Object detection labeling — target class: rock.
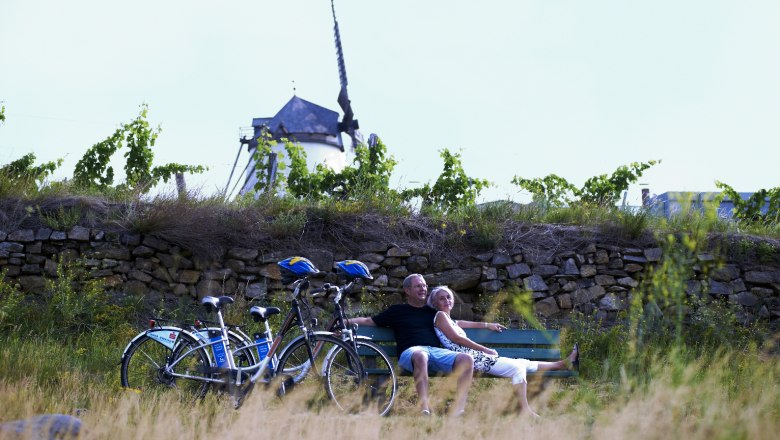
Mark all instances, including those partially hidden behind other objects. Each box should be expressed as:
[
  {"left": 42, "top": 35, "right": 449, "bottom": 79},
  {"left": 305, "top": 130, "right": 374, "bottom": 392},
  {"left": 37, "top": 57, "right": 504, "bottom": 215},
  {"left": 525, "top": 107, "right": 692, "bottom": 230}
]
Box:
[
  {"left": 425, "top": 268, "right": 482, "bottom": 291},
  {"left": 594, "top": 250, "right": 610, "bottom": 264},
  {"left": 580, "top": 264, "right": 598, "bottom": 278},
  {"left": 644, "top": 247, "right": 663, "bottom": 262},
  {"left": 18, "top": 275, "right": 45, "bottom": 292},
  {"left": 224, "top": 259, "right": 245, "bottom": 273},
  {"left": 131, "top": 245, "right": 156, "bottom": 257},
  {"left": 178, "top": 270, "right": 201, "bottom": 284},
  {"left": 129, "top": 269, "right": 153, "bottom": 283},
  {"left": 506, "top": 263, "right": 531, "bottom": 279},
  {"left": 0, "top": 414, "right": 82, "bottom": 439},
  {"left": 617, "top": 277, "right": 639, "bottom": 288},
  {"left": 744, "top": 271, "right": 780, "bottom": 285},
  {"left": 35, "top": 228, "right": 53, "bottom": 240},
  {"left": 406, "top": 255, "right": 429, "bottom": 272},
  {"left": 623, "top": 255, "right": 648, "bottom": 264},
  {"left": 599, "top": 293, "right": 626, "bottom": 311},
  {"left": 196, "top": 279, "right": 224, "bottom": 299},
  {"left": 563, "top": 258, "right": 580, "bottom": 276},
  {"left": 532, "top": 265, "right": 559, "bottom": 276},
  {"left": 226, "top": 247, "right": 259, "bottom": 261},
  {"left": 387, "top": 246, "right": 411, "bottom": 257},
  {"left": 203, "top": 268, "right": 233, "bottom": 280},
  {"left": 358, "top": 252, "right": 385, "bottom": 264},
  {"left": 491, "top": 252, "right": 513, "bottom": 267},
  {"left": 556, "top": 293, "right": 573, "bottom": 309},
  {"left": 67, "top": 226, "right": 90, "bottom": 241},
  {"left": 534, "top": 297, "right": 560, "bottom": 317},
  {"left": 608, "top": 258, "right": 624, "bottom": 269},
  {"left": 477, "top": 280, "right": 503, "bottom": 292},
  {"left": 245, "top": 281, "right": 268, "bottom": 299},
  {"left": 523, "top": 274, "right": 549, "bottom": 292},
  {"left": 360, "top": 241, "right": 388, "bottom": 253},
  {"left": 93, "top": 246, "right": 131, "bottom": 260},
  {"left": 595, "top": 275, "right": 616, "bottom": 286},
  {"left": 50, "top": 231, "right": 67, "bottom": 241},
  {"left": 736, "top": 292, "right": 759, "bottom": 307},
  {"left": 8, "top": 229, "right": 35, "bottom": 242},
  {"left": 142, "top": 235, "right": 170, "bottom": 251},
  {"left": 388, "top": 266, "right": 409, "bottom": 278},
  {"left": 482, "top": 266, "right": 498, "bottom": 281},
  {"left": 708, "top": 279, "right": 732, "bottom": 296},
  {"left": 711, "top": 265, "right": 741, "bottom": 282},
  {"left": 374, "top": 274, "right": 389, "bottom": 287},
  {"left": 125, "top": 280, "right": 150, "bottom": 296},
  {"left": 624, "top": 264, "right": 644, "bottom": 273}
]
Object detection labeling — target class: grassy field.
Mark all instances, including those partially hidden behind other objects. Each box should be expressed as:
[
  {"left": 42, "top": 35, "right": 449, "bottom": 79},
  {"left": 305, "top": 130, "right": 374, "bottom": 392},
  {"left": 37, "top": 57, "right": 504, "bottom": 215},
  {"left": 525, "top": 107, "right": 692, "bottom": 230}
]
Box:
[{"left": 1, "top": 322, "right": 778, "bottom": 439}]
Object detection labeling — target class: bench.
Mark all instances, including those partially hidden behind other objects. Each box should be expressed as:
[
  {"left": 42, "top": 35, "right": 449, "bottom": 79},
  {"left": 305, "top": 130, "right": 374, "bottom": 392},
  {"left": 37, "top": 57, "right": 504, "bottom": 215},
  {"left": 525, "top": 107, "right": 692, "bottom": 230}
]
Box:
[{"left": 356, "top": 326, "right": 578, "bottom": 378}]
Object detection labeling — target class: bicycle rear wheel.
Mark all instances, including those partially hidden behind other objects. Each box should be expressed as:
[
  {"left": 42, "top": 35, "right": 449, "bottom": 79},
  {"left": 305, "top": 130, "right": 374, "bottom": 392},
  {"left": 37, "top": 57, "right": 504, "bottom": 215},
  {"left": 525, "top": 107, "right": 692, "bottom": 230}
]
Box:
[
  {"left": 274, "top": 334, "right": 363, "bottom": 411},
  {"left": 121, "top": 333, "right": 212, "bottom": 400},
  {"left": 325, "top": 340, "right": 397, "bottom": 416}
]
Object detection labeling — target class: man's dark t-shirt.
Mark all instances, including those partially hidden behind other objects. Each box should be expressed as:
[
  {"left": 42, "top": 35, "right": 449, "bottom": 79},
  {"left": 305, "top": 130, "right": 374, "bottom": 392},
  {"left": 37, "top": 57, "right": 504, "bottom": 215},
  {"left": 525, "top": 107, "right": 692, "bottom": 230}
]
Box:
[{"left": 372, "top": 304, "right": 441, "bottom": 355}]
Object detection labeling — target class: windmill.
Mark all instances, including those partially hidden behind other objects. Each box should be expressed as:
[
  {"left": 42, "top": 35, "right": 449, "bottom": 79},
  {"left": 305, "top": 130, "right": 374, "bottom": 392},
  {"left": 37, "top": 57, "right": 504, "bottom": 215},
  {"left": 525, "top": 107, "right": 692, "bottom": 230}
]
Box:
[{"left": 224, "top": 0, "right": 363, "bottom": 198}]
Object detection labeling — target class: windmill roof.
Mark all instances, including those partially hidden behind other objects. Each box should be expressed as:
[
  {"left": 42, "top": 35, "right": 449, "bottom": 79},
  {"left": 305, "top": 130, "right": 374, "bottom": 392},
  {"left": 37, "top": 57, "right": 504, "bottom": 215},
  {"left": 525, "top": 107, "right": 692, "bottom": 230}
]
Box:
[{"left": 255, "top": 96, "right": 340, "bottom": 137}]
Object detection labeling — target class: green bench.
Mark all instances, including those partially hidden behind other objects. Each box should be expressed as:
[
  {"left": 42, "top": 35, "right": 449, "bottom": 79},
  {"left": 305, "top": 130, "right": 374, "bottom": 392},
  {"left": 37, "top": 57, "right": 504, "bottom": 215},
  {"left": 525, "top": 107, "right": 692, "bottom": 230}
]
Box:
[{"left": 356, "top": 326, "right": 578, "bottom": 378}]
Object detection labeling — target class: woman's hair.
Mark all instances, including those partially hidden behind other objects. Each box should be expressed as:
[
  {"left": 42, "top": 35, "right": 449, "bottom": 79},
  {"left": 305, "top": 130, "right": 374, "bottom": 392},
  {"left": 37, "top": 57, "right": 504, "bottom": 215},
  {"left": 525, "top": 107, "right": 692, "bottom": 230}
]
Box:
[{"left": 427, "top": 285, "right": 454, "bottom": 309}]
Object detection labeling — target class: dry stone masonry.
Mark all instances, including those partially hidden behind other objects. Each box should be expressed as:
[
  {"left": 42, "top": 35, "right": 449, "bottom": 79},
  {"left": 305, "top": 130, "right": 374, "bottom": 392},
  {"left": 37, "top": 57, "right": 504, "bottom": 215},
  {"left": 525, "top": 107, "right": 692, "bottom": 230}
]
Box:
[{"left": 1, "top": 227, "right": 779, "bottom": 329}]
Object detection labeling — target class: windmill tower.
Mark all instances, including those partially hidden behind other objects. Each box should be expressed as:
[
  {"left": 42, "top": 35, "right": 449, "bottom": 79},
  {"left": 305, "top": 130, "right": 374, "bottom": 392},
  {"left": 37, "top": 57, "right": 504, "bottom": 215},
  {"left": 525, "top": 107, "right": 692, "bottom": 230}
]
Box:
[{"left": 230, "top": 0, "right": 361, "bottom": 197}]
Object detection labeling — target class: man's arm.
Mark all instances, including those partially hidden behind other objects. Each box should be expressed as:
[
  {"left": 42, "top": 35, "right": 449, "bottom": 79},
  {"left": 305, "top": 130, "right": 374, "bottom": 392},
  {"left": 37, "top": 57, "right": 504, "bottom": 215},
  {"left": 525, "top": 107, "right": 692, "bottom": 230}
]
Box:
[{"left": 346, "top": 317, "right": 376, "bottom": 327}]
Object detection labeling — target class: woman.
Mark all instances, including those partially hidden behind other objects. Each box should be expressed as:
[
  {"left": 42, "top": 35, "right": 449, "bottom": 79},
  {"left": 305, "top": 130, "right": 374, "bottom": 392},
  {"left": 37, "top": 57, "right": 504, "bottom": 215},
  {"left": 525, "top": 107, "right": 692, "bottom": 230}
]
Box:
[{"left": 427, "top": 285, "right": 578, "bottom": 418}]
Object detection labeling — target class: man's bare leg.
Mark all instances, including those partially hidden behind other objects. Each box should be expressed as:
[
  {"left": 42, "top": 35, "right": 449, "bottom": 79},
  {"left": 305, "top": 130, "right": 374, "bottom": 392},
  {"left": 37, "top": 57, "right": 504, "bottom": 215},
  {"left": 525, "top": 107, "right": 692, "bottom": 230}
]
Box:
[{"left": 412, "top": 350, "right": 431, "bottom": 413}]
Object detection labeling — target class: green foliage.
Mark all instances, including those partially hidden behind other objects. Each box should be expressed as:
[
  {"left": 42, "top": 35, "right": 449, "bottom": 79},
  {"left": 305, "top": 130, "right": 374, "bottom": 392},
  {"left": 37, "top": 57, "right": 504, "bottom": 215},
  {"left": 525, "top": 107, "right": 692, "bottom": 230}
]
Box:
[
  {"left": 511, "top": 174, "right": 577, "bottom": 209},
  {"left": 512, "top": 160, "right": 659, "bottom": 208},
  {"left": 251, "top": 131, "right": 287, "bottom": 194},
  {"left": 0, "top": 153, "right": 63, "bottom": 197},
  {"left": 0, "top": 104, "right": 5, "bottom": 124},
  {"left": 37, "top": 205, "right": 83, "bottom": 230},
  {"left": 73, "top": 104, "right": 205, "bottom": 193},
  {"left": 716, "top": 181, "right": 780, "bottom": 225},
  {"left": 405, "top": 149, "right": 491, "bottom": 212},
  {"left": 578, "top": 160, "right": 659, "bottom": 206}
]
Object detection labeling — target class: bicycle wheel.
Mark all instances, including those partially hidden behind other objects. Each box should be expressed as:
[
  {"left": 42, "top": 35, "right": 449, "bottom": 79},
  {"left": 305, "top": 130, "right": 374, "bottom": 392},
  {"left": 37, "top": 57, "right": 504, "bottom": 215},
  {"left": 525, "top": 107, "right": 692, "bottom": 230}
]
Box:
[
  {"left": 275, "top": 334, "right": 363, "bottom": 411},
  {"left": 121, "top": 333, "right": 212, "bottom": 399},
  {"left": 327, "top": 340, "right": 397, "bottom": 416}
]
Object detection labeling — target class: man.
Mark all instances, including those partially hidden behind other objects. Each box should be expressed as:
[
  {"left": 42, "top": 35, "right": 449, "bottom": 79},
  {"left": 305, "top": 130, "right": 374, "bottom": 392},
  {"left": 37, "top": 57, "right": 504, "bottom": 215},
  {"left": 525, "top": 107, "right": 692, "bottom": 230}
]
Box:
[{"left": 348, "top": 273, "right": 474, "bottom": 415}]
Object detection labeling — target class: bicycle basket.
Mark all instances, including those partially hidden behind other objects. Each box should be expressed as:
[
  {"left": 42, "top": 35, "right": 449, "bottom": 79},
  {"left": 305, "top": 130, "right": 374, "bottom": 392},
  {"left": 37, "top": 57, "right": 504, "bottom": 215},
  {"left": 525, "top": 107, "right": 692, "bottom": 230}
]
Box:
[
  {"left": 278, "top": 256, "right": 320, "bottom": 284},
  {"left": 335, "top": 260, "right": 374, "bottom": 280}
]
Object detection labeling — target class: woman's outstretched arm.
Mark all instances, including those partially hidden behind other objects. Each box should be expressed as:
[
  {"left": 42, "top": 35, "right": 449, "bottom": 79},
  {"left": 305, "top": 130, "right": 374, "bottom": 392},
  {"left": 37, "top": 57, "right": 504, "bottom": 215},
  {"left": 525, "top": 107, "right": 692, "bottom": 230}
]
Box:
[{"left": 434, "top": 312, "right": 497, "bottom": 355}]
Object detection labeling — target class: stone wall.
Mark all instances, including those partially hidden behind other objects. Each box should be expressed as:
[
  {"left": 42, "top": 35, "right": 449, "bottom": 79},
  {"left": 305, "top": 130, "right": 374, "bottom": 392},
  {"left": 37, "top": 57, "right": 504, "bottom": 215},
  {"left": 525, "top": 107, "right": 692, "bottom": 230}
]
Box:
[{"left": 1, "top": 226, "right": 779, "bottom": 329}]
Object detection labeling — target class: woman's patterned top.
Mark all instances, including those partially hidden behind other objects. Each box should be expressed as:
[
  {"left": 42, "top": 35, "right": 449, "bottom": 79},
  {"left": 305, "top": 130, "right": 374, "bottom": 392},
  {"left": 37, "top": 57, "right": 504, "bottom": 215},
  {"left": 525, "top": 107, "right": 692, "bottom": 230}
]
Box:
[{"left": 433, "top": 311, "right": 498, "bottom": 373}]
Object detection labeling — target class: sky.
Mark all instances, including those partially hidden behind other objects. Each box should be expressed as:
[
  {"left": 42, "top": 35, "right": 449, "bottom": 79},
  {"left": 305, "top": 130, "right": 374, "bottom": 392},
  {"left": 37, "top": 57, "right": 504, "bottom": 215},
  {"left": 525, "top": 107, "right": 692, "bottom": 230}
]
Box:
[{"left": 1, "top": 0, "right": 779, "bottom": 205}]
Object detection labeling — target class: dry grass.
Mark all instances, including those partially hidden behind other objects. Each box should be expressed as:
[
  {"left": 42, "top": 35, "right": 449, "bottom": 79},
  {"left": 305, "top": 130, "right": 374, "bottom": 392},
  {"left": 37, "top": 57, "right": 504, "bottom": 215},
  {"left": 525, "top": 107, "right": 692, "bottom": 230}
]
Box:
[{"left": 1, "top": 349, "right": 778, "bottom": 440}]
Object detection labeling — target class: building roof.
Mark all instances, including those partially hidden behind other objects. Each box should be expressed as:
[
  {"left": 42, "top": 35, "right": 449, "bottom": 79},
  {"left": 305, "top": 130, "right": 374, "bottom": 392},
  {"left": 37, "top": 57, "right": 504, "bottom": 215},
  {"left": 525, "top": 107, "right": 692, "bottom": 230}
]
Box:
[{"left": 256, "top": 96, "right": 340, "bottom": 137}]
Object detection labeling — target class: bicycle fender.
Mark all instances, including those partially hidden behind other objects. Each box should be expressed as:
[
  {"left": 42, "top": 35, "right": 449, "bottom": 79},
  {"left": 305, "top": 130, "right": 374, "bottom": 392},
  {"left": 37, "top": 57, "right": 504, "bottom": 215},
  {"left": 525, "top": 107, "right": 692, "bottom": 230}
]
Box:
[{"left": 120, "top": 326, "right": 200, "bottom": 361}]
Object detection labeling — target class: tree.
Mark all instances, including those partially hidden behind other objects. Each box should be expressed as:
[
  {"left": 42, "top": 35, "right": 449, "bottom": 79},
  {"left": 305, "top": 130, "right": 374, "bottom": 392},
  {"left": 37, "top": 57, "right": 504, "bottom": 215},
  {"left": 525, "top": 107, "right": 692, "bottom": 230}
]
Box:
[
  {"left": 404, "top": 149, "right": 491, "bottom": 212},
  {"left": 716, "top": 181, "right": 780, "bottom": 225},
  {"left": 73, "top": 104, "right": 205, "bottom": 193},
  {"left": 512, "top": 160, "right": 660, "bottom": 207}
]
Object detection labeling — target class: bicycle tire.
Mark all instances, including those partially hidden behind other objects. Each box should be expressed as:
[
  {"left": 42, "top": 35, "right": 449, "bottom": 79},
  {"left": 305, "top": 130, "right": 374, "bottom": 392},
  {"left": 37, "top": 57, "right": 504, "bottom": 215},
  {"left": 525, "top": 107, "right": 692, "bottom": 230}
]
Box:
[
  {"left": 326, "top": 339, "right": 397, "bottom": 416},
  {"left": 121, "top": 332, "right": 212, "bottom": 400},
  {"left": 274, "top": 334, "right": 363, "bottom": 411}
]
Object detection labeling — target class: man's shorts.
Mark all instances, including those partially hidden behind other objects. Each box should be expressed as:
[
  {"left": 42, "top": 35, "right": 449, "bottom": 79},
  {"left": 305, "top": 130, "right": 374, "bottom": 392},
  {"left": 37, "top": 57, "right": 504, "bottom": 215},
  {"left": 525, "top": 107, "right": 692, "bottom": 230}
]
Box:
[{"left": 398, "top": 346, "right": 459, "bottom": 373}]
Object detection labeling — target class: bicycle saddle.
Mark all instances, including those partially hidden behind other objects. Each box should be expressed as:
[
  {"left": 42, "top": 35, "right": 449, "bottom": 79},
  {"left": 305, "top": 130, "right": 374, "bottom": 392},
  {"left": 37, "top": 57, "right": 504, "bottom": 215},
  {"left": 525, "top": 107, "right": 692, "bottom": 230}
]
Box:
[
  {"left": 201, "top": 296, "right": 234, "bottom": 313},
  {"left": 249, "top": 306, "right": 281, "bottom": 322}
]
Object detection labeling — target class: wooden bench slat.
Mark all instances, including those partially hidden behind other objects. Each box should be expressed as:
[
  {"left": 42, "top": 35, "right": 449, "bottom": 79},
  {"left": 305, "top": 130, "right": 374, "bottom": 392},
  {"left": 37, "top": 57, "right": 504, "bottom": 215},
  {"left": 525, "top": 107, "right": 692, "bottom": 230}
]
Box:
[{"left": 355, "top": 325, "right": 577, "bottom": 378}]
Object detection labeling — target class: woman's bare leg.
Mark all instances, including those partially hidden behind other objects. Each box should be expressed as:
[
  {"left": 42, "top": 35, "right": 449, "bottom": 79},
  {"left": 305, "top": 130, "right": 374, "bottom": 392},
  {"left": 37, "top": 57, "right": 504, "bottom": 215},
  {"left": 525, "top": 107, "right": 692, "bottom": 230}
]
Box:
[
  {"left": 536, "top": 344, "right": 578, "bottom": 371},
  {"left": 515, "top": 382, "right": 539, "bottom": 418}
]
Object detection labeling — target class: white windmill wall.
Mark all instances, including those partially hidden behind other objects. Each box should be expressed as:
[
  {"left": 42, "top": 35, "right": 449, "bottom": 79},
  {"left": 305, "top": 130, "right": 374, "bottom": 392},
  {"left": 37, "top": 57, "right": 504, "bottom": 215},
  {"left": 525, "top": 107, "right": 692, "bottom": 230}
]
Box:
[{"left": 240, "top": 139, "right": 348, "bottom": 195}]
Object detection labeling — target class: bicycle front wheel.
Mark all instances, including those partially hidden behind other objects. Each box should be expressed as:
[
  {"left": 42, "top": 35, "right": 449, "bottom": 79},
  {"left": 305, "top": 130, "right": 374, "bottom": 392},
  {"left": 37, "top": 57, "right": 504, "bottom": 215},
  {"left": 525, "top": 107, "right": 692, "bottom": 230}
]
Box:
[
  {"left": 275, "top": 334, "right": 363, "bottom": 411},
  {"left": 326, "top": 340, "right": 397, "bottom": 416},
  {"left": 121, "top": 333, "right": 212, "bottom": 400}
]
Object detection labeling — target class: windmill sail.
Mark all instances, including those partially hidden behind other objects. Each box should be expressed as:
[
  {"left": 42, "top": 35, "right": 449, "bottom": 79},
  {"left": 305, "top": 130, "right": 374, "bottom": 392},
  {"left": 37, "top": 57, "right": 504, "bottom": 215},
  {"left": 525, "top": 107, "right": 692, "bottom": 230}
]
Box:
[{"left": 331, "top": 0, "right": 358, "bottom": 141}]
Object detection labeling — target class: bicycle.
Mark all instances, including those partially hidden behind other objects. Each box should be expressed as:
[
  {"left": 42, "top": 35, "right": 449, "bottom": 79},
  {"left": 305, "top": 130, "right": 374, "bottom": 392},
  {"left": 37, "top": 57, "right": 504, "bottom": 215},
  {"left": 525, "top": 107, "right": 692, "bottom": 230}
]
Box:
[
  {"left": 120, "top": 257, "right": 365, "bottom": 411},
  {"left": 310, "top": 259, "right": 397, "bottom": 416},
  {"left": 119, "top": 308, "right": 256, "bottom": 399}
]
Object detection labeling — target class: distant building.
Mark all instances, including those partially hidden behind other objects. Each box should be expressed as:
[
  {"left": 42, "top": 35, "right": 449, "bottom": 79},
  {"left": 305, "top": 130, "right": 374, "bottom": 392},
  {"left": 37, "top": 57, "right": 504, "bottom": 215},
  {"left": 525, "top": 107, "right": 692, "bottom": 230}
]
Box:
[
  {"left": 238, "top": 96, "right": 357, "bottom": 195},
  {"left": 232, "top": 1, "right": 362, "bottom": 197},
  {"left": 647, "top": 191, "right": 771, "bottom": 219}
]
